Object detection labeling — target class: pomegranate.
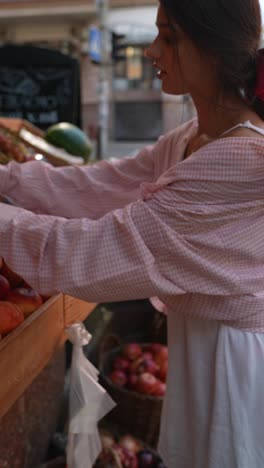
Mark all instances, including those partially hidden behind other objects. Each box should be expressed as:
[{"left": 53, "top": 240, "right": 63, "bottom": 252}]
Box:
[
  {"left": 122, "top": 343, "right": 143, "bottom": 361},
  {"left": 136, "top": 372, "right": 158, "bottom": 395},
  {"left": 108, "top": 370, "right": 127, "bottom": 387},
  {"left": 113, "top": 355, "right": 130, "bottom": 372}
]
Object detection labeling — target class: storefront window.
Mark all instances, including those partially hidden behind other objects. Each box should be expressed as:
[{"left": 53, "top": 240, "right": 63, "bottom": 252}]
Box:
[{"left": 113, "top": 44, "right": 160, "bottom": 91}]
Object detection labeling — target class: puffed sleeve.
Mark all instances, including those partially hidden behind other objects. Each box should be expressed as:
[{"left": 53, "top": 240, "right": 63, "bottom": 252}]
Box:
[
  {"left": 0, "top": 119, "right": 197, "bottom": 219},
  {"left": 0, "top": 145, "right": 157, "bottom": 219},
  {"left": 0, "top": 163, "right": 261, "bottom": 307}
]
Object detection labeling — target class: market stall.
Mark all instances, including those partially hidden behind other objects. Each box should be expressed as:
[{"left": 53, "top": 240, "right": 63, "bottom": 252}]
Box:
[
  {"left": 0, "top": 294, "right": 96, "bottom": 420},
  {"left": 0, "top": 118, "right": 97, "bottom": 466},
  {"left": 0, "top": 118, "right": 168, "bottom": 468},
  {"left": 0, "top": 296, "right": 97, "bottom": 465}
]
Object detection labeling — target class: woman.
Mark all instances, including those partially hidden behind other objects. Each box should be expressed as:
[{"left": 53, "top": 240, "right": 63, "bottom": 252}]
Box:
[{"left": 1, "top": 0, "right": 264, "bottom": 466}]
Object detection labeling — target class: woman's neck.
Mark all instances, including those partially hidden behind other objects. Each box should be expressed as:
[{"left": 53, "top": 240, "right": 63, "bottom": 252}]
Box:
[
  {"left": 183, "top": 91, "right": 264, "bottom": 159},
  {"left": 191, "top": 91, "right": 259, "bottom": 138}
]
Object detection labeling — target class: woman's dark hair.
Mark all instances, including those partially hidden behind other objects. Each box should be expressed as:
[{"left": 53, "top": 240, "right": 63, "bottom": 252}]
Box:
[{"left": 160, "top": 0, "right": 264, "bottom": 117}]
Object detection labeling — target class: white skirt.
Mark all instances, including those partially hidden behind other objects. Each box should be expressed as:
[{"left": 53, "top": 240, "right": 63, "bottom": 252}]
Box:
[{"left": 158, "top": 311, "right": 264, "bottom": 468}]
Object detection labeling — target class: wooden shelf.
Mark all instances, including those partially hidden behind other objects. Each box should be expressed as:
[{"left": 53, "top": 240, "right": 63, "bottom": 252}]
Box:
[
  {"left": 0, "top": 117, "right": 84, "bottom": 166},
  {"left": 0, "top": 117, "right": 97, "bottom": 419},
  {"left": 0, "top": 294, "right": 97, "bottom": 419}
]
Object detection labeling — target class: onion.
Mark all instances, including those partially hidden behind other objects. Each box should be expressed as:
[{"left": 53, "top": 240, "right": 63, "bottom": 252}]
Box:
[
  {"left": 100, "top": 430, "right": 116, "bottom": 449},
  {"left": 119, "top": 435, "right": 143, "bottom": 453}
]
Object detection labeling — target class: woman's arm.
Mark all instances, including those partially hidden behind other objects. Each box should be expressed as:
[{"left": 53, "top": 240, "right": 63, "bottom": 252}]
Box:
[
  {"left": 0, "top": 143, "right": 157, "bottom": 219},
  {"left": 0, "top": 171, "right": 256, "bottom": 307},
  {"left": 0, "top": 198, "right": 184, "bottom": 302},
  {"left": 0, "top": 119, "right": 197, "bottom": 219}
]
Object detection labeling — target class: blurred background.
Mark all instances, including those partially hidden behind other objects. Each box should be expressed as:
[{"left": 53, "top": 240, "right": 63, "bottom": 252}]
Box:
[
  {"left": 0, "top": 0, "right": 263, "bottom": 157},
  {"left": 0, "top": 0, "right": 196, "bottom": 157}
]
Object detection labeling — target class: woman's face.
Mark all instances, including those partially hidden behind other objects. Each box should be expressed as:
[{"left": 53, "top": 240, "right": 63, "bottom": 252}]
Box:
[{"left": 145, "top": 4, "right": 216, "bottom": 97}]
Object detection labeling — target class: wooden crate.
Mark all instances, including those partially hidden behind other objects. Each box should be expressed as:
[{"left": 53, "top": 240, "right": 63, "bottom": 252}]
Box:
[
  {"left": 0, "top": 117, "right": 84, "bottom": 166},
  {"left": 0, "top": 117, "right": 96, "bottom": 418},
  {"left": 0, "top": 294, "right": 96, "bottom": 419},
  {"left": 0, "top": 117, "right": 43, "bottom": 137}
]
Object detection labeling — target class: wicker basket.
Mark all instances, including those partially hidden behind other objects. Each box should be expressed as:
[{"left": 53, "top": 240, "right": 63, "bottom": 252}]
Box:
[
  {"left": 39, "top": 456, "right": 66, "bottom": 468},
  {"left": 99, "top": 343, "right": 164, "bottom": 449}
]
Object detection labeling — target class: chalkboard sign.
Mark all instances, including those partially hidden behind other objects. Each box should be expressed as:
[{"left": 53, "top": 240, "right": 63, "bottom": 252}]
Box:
[{"left": 0, "top": 45, "right": 81, "bottom": 130}]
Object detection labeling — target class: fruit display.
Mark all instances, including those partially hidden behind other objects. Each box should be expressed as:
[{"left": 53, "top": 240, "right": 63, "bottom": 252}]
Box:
[
  {"left": 0, "top": 123, "right": 30, "bottom": 164},
  {"left": 95, "top": 430, "right": 167, "bottom": 468},
  {"left": 45, "top": 122, "right": 92, "bottom": 162},
  {"left": 0, "top": 301, "right": 24, "bottom": 336},
  {"left": 107, "top": 343, "right": 168, "bottom": 397},
  {"left": 0, "top": 257, "right": 45, "bottom": 337}
]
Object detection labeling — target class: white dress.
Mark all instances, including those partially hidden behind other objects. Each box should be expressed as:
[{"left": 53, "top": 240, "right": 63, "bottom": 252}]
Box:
[
  {"left": 1, "top": 119, "right": 264, "bottom": 467},
  {"left": 158, "top": 121, "right": 264, "bottom": 468},
  {"left": 158, "top": 312, "right": 264, "bottom": 468}
]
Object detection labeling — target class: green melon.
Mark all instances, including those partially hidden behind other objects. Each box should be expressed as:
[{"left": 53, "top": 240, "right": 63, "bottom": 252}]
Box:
[{"left": 45, "top": 122, "right": 92, "bottom": 162}]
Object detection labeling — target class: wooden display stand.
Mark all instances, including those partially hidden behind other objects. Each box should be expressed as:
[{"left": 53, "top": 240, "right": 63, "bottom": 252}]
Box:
[
  {"left": 0, "top": 117, "right": 97, "bottom": 418},
  {"left": 0, "top": 117, "right": 84, "bottom": 166},
  {"left": 0, "top": 117, "right": 98, "bottom": 465},
  {"left": 0, "top": 295, "right": 97, "bottom": 467},
  {"left": 0, "top": 295, "right": 97, "bottom": 420}
]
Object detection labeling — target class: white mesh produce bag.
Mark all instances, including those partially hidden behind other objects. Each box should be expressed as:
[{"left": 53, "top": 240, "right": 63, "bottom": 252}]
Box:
[{"left": 66, "top": 323, "right": 116, "bottom": 468}]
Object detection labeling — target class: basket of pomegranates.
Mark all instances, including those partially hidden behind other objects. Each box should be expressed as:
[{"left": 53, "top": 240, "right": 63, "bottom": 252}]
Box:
[
  {"left": 100, "top": 342, "right": 168, "bottom": 448},
  {"left": 94, "top": 429, "right": 167, "bottom": 468}
]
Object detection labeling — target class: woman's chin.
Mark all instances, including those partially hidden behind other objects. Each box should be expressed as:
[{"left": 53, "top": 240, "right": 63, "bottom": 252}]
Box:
[{"left": 161, "top": 80, "right": 182, "bottom": 95}]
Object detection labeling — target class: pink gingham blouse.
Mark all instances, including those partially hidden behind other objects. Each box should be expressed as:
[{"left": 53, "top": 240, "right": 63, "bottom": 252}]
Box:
[{"left": 1, "top": 119, "right": 264, "bottom": 332}]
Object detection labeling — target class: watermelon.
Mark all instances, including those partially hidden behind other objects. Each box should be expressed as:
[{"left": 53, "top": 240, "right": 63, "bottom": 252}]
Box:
[{"left": 45, "top": 122, "right": 92, "bottom": 162}]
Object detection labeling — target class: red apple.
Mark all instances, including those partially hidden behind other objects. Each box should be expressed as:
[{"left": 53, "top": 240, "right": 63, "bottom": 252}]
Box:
[
  {"left": 112, "top": 355, "right": 130, "bottom": 372},
  {"left": 108, "top": 370, "right": 127, "bottom": 387},
  {"left": 154, "top": 346, "right": 168, "bottom": 367},
  {"left": 136, "top": 372, "right": 158, "bottom": 395},
  {"left": 0, "top": 301, "right": 24, "bottom": 335},
  {"left": 147, "top": 343, "right": 163, "bottom": 354},
  {"left": 126, "top": 373, "right": 138, "bottom": 390},
  {"left": 122, "top": 343, "right": 142, "bottom": 361},
  {"left": 0, "top": 261, "right": 23, "bottom": 288},
  {"left": 6, "top": 287, "right": 43, "bottom": 318},
  {"left": 157, "top": 360, "right": 168, "bottom": 382},
  {"left": 151, "top": 380, "right": 166, "bottom": 397},
  {"left": 0, "top": 274, "right": 10, "bottom": 299},
  {"left": 142, "top": 351, "right": 153, "bottom": 361}
]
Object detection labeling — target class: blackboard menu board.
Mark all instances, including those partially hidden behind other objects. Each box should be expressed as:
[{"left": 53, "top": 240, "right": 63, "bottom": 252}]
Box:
[{"left": 0, "top": 45, "right": 81, "bottom": 130}]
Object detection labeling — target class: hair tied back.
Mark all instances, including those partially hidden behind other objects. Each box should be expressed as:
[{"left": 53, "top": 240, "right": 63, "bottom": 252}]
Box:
[{"left": 254, "top": 48, "right": 264, "bottom": 101}]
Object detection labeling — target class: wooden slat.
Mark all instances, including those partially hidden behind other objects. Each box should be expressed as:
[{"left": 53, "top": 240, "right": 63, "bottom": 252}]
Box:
[
  {"left": 0, "top": 117, "right": 84, "bottom": 167},
  {"left": 0, "top": 294, "right": 64, "bottom": 419},
  {"left": 63, "top": 295, "right": 96, "bottom": 327},
  {"left": 0, "top": 294, "right": 97, "bottom": 419},
  {"left": 0, "top": 117, "right": 43, "bottom": 136}
]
